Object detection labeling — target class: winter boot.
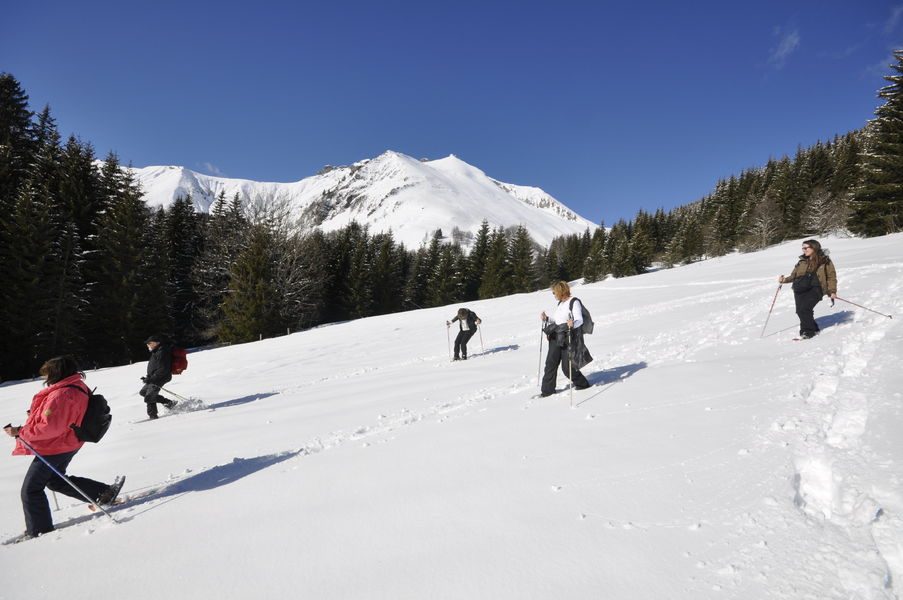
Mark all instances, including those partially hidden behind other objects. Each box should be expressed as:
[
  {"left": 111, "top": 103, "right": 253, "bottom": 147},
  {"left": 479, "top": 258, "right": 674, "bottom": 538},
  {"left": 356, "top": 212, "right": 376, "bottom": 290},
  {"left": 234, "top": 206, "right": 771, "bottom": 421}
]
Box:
[{"left": 97, "top": 475, "right": 126, "bottom": 506}]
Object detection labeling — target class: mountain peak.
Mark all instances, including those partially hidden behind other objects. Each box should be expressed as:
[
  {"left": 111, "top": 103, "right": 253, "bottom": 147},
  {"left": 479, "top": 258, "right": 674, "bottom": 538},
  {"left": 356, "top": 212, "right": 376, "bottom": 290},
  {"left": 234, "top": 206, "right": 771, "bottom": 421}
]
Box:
[{"left": 127, "top": 152, "right": 597, "bottom": 248}]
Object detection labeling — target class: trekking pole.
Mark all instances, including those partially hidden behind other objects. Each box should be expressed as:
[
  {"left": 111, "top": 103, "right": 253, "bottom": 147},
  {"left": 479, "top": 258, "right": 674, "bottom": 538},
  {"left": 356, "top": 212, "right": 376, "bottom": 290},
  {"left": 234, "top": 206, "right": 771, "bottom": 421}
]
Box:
[
  {"left": 568, "top": 324, "right": 574, "bottom": 409},
  {"left": 160, "top": 387, "right": 191, "bottom": 402},
  {"left": 15, "top": 437, "right": 119, "bottom": 523},
  {"left": 446, "top": 323, "right": 452, "bottom": 361},
  {"left": 51, "top": 491, "right": 60, "bottom": 511},
  {"left": 479, "top": 326, "right": 484, "bottom": 353},
  {"left": 760, "top": 284, "right": 783, "bottom": 338},
  {"left": 538, "top": 320, "right": 546, "bottom": 385},
  {"left": 835, "top": 296, "right": 893, "bottom": 319}
]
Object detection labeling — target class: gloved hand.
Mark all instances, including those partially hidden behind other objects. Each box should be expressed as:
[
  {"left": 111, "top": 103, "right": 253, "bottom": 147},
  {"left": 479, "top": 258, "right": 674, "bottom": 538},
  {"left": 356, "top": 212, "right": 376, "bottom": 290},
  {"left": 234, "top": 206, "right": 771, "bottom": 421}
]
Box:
[{"left": 140, "top": 376, "right": 147, "bottom": 383}]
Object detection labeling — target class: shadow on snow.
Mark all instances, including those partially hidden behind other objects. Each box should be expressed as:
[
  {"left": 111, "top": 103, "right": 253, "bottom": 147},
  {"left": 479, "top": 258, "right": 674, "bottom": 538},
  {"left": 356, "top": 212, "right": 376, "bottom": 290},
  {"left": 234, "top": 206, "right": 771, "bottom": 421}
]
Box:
[
  {"left": 576, "top": 361, "right": 648, "bottom": 407},
  {"left": 586, "top": 361, "right": 648, "bottom": 386},
  {"left": 114, "top": 450, "right": 302, "bottom": 519},
  {"left": 472, "top": 344, "right": 519, "bottom": 357},
  {"left": 816, "top": 310, "right": 855, "bottom": 329},
  {"left": 207, "top": 392, "right": 280, "bottom": 411}
]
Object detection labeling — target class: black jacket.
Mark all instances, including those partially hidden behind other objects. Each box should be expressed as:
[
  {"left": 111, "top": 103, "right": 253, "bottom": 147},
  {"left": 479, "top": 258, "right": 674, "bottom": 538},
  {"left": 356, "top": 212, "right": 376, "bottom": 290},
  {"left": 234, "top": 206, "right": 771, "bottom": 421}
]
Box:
[
  {"left": 451, "top": 310, "right": 480, "bottom": 332},
  {"left": 544, "top": 322, "right": 593, "bottom": 369},
  {"left": 146, "top": 344, "right": 173, "bottom": 385}
]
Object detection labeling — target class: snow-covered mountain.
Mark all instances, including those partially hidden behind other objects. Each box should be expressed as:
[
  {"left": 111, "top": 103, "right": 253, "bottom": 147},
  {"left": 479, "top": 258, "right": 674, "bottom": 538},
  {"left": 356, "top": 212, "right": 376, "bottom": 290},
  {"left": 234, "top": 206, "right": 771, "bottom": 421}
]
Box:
[{"left": 129, "top": 151, "right": 597, "bottom": 248}]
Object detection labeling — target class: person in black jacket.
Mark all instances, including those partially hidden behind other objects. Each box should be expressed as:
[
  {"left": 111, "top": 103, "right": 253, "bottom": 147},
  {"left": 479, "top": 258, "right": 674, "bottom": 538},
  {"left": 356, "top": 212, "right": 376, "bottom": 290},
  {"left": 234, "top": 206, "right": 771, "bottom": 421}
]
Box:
[
  {"left": 139, "top": 335, "right": 176, "bottom": 419},
  {"left": 447, "top": 308, "right": 481, "bottom": 360}
]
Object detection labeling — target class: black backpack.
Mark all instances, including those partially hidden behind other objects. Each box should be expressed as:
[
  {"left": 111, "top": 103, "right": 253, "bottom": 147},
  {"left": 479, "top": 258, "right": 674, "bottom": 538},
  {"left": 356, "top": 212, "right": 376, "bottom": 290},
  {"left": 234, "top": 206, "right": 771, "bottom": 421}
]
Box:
[
  {"left": 64, "top": 385, "right": 112, "bottom": 443},
  {"left": 569, "top": 297, "right": 595, "bottom": 334}
]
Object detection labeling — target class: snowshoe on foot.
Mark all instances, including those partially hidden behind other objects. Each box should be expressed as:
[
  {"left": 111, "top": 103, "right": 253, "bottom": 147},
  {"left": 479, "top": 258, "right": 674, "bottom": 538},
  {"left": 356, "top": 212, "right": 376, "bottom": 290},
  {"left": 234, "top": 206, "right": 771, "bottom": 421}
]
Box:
[{"left": 97, "top": 475, "right": 126, "bottom": 506}]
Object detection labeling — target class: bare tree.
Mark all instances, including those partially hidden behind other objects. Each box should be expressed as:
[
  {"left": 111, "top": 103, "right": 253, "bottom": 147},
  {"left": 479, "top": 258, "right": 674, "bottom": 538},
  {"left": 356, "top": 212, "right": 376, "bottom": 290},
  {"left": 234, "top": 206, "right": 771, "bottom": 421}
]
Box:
[
  {"left": 802, "top": 187, "right": 850, "bottom": 236},
  {"left": 742, "top": 194, "right": 782, "bottom": 251}
]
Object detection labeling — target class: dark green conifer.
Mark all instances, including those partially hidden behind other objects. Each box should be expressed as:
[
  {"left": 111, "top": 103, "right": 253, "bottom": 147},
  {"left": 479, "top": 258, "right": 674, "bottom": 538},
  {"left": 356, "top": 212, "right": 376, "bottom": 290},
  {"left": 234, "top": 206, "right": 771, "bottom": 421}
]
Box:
[
  {"left": 850, "top": 50, "right": 903, "bottom": 235},
  {"left": 219, "top": 224, "right": 283, "bottom": 343}
]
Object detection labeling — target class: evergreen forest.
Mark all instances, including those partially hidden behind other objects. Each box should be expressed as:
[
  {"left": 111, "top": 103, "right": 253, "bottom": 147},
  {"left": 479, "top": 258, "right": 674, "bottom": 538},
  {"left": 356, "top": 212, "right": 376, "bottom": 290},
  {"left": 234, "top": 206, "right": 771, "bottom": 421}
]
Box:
[{"left": 1, "top": 52, "right": 901, "bottom": 380}]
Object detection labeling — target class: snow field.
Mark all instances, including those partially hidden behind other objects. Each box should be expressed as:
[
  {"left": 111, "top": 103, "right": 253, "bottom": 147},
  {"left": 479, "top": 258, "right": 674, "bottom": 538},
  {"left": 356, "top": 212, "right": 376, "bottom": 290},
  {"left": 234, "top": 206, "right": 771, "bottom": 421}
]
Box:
[{"left": 0, "top": 234, "right": 901, "bottom": 599}]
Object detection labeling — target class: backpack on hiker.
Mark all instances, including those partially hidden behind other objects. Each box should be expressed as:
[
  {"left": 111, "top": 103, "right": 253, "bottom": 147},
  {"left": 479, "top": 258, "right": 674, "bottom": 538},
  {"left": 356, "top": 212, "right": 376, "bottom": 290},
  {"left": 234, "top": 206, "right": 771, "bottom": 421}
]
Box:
[
  {"left": 569, "top": 297, "right": 595, "bottom": 334},
  {"left": 64, "top": 385, "right": 112, "bottom": 443},
  {"left": 171, "top": 347, "right": 188, "bottom": 375}
]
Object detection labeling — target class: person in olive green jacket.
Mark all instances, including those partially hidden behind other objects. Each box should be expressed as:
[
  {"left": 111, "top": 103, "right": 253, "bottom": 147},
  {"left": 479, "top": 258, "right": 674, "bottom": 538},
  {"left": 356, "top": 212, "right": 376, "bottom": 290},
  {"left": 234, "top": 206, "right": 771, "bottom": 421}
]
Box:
[{"left": 778, "top": 239, "right": 838, "bottom": 339}]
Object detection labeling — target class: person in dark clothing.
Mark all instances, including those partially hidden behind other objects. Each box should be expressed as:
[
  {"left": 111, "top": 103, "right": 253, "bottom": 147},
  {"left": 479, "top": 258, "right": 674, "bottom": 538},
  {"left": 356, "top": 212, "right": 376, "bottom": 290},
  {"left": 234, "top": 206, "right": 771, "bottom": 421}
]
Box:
[
  {"left": 4, "top": 355, "right": 124, "bottom": 539},
  {"left": 778, "top": 239, "right": 838, "bottom": 339},
  {"left": 540, "top": 281, "right": 591, "bottom": 397},
  {"left": 140, "top": 335, "right": 177, "bottom": 419},
  {"left": 447, "top": 308, "right": 481, "bottom": 360}
]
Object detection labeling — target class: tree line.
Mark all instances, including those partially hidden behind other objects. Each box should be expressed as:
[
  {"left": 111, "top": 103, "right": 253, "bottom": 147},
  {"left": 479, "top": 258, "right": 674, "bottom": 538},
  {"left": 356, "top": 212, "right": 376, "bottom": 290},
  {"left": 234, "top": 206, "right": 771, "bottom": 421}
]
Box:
[
  {"left": 0, "top": 71, "right": 559, "bottom": 380},
  {"left": 2, "top": 51, "right": 902, "bottom": 380},
  {"left": 544, "top": 50, "right": 903, "bottom": 282}
]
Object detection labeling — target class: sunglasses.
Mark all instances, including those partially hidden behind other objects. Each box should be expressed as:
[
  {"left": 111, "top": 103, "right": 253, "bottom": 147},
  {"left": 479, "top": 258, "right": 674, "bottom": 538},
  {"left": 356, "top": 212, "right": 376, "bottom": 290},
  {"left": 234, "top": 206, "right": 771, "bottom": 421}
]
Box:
[{"left": 801, "top": 246, "right": 811, "bottom": 250}]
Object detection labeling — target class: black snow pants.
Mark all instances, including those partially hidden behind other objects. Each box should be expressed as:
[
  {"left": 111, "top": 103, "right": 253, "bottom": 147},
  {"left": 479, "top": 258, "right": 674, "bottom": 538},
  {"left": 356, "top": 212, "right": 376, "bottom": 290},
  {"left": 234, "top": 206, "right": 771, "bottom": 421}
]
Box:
[
  {"left": 21, "top": 450, "right": 108, "bottom": 536},
  {"left": 454, "top": 329, "right": 476, "bottom": 359},
  {"left": 794, "top": 286, "right": 823, "bottom": 338},
  {"left": 139, "top": 383, "right": 174, "bottom": 417},
  {"left": 541, "top": 341, "right": 590, "bottom": 396}
]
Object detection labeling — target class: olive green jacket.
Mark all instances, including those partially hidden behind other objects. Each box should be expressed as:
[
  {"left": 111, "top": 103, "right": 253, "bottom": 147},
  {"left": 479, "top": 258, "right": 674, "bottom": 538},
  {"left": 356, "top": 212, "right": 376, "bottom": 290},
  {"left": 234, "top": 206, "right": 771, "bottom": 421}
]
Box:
[{"left": 783, "top": 258, "right": 837, "bottom": 296}]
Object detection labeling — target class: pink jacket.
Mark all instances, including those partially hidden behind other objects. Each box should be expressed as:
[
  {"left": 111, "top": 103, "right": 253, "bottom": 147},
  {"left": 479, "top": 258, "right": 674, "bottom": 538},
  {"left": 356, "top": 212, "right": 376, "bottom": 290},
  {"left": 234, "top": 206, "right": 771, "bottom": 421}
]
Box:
[{"left": 12, "top": 374, "right": 89, "bottom": 456}]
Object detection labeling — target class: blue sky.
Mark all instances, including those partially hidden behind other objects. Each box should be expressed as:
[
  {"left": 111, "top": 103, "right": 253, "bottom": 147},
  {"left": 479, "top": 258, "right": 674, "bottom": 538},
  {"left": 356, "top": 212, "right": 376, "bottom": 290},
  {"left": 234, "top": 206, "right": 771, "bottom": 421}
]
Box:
[{"left": 1, "top": 0, "right": 900, "bottom": 225}]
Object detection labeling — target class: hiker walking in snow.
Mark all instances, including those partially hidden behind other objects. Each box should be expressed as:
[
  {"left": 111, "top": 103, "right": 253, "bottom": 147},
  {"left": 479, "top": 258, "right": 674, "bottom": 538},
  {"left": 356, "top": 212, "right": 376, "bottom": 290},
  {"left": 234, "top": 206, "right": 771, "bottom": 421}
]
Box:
[
  {"left": 447, "top": 308, "right": 481, "bottom": 360},
  {"left": 778, "top": 239, "right": 838, "bottom": 340},
  {"left": 4, "top": 356, "right": 124, "bottom": 539},
  {"left": 140, "top": 334, "right": 177, "bottom": 419},
  {"left": 539, "top": 281, "right": 592, "bottom": 397}
]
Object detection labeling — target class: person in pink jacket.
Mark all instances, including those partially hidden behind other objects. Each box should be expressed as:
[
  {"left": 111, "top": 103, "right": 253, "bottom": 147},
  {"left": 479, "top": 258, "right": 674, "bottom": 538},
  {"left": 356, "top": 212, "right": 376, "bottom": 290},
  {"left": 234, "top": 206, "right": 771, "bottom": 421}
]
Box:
[{"left": 4, "top": 356, "right": 123, "bottom": 539}]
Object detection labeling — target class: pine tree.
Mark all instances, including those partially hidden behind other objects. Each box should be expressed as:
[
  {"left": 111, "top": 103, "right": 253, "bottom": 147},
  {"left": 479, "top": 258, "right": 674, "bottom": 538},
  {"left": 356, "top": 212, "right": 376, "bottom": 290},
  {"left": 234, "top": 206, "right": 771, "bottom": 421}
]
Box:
[
  {"left": 0, "top": 73, "right": 34, "bottom": 214},
  {"left": 164, "top": 195, "right": 203, "bottom": 344},
  {"left": 850, "top": 50, "right": 903, "bottom": 235},
  {"left": 479, "top": 228, "right": 510, "bottom": 298},
  {"left": 322, "top": 222, "right": 371, "bottom": 320},
  {"left": 219, "top": 224, "right": 283, "bottom": 343},
  {"left": 291, "top": 229, "right": 332, "bottom": 328},
  {"left": 430, "top": 243, "right": 465, "bottom": 306},
  {"left": 404, "top": 232, "right": 443, "bottom": 310},
  {"left": 0, "top": 73, "right": 36, "bottom": 376},
  {"left": 629, "top": 212, "right": 654, "bottom": 271},
  {"left": 370, "top": 232, "right": 405, "bottom": 315},
  {"left": 89, "top": 155, "right": 169, "bottom": 365},
  {"left": 583, "top": 224, "right": 608, "bottom": 283},
  {"left": 345, "top": 227, "right": 374, "bottom": 319},
  {"left": 194, "top": 191, "right": 250, "bottom": 338},
  {"left": 0, "top": 105, "right": 85, "bottom": 378},
  {"left": 1, "top": 181, "right": 58, "bottom": 378},
  {"left": 606, "top": 221, "right": 634, "bottom": 277},
  {"left": 29, "top": 108, "right": 84, "bottom": 359},
  {"left": 507, "top": 225, "right": 536, "bottom": 293},
  {"left": 831, "top": 133, "right": 862, "bottom": 200},
  {"left": 465, "top": 220, "right": 491, "bottom": 300},
  {"left": 542, "top": 246, "right": 565, "bottom": 286}
]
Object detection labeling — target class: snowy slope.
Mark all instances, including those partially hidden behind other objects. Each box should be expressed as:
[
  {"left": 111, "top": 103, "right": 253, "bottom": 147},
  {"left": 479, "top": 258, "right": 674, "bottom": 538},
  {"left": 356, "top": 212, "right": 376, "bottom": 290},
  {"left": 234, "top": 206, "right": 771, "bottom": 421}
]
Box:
[
  {"left": 128, "top": 151, "right": 597, "bottom": 248},
  {"left": 1, "top": 234, "right": 902, "bottom": 599}
]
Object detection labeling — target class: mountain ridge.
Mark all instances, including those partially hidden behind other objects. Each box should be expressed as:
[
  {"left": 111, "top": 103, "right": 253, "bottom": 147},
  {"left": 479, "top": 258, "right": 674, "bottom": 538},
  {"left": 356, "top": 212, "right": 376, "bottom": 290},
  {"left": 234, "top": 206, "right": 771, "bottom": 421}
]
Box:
[{"left": 127, "top": 150, "right": 597, "bottom": 248}]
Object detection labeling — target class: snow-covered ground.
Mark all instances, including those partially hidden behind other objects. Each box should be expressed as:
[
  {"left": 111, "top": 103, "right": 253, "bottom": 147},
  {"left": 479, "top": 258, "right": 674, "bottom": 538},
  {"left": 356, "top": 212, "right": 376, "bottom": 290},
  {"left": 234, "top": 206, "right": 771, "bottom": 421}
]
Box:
[{"left": 1, "top": 234, "right": 901, "bottom": 599}]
